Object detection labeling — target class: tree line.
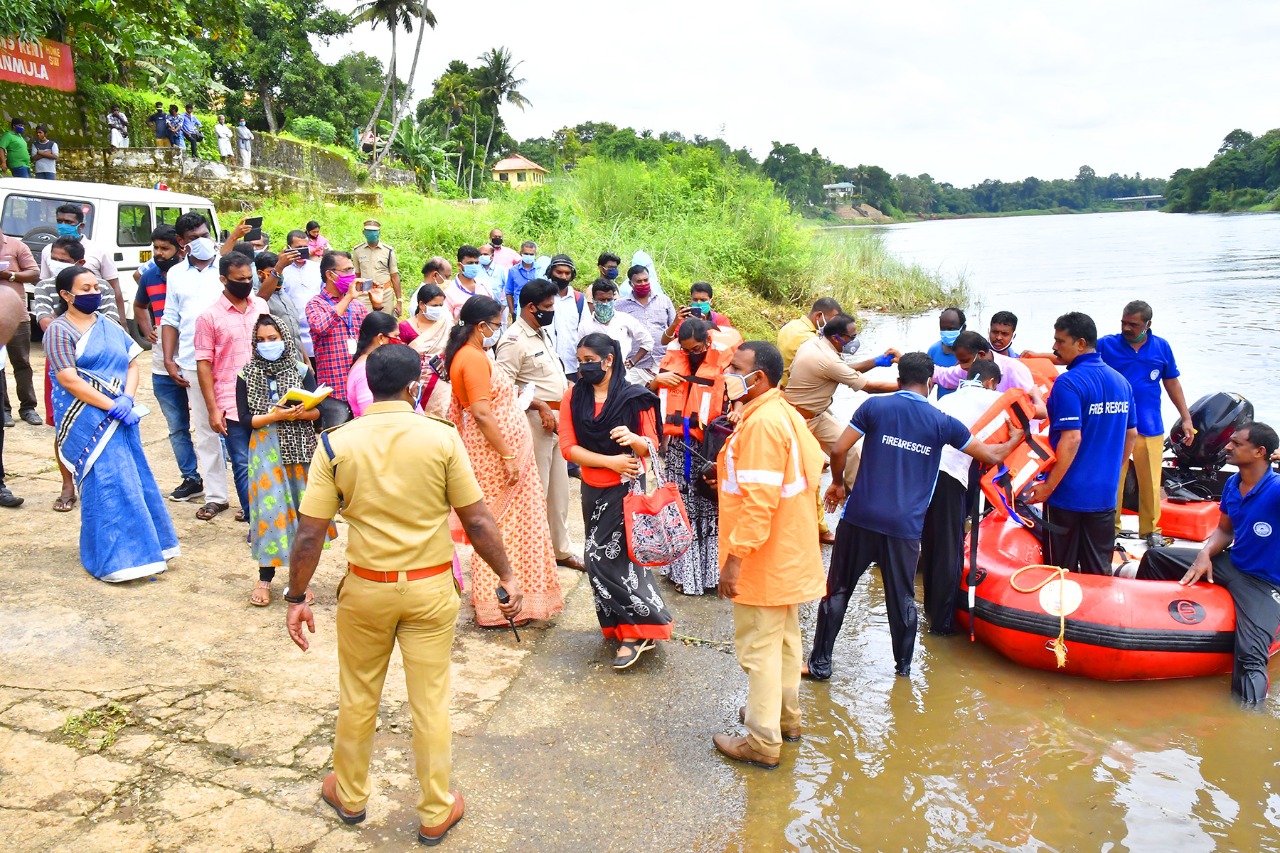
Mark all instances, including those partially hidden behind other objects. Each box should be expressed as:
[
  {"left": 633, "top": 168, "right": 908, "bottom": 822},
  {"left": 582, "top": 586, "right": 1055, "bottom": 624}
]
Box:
[{"left": 1163, "top": 129, "right": 1280, "bottom": 213}]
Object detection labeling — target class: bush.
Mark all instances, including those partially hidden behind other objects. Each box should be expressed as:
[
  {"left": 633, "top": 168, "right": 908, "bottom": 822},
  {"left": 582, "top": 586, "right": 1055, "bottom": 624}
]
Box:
[{"left": 287, "top": 116, "right": 338, "bottom": 146}]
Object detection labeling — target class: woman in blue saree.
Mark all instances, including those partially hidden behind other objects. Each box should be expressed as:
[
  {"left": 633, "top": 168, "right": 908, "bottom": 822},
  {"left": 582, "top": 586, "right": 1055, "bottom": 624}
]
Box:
[{"left": 45, "top": 267, "right": 180, "bottom": 582}]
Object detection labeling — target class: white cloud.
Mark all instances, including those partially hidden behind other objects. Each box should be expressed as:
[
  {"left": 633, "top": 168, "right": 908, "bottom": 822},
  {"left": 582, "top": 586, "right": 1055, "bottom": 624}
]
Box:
[{"left": 318, "top": 0, "right": 1280, "bottom": 185}]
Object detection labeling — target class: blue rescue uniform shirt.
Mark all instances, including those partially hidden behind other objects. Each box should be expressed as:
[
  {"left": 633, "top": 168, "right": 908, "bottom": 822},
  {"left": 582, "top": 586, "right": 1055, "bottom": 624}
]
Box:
[
  {"left": 842, "top": 391, "right": 972, "bottom": 539},
  {"left": 1221, "top": 470, "right": 1280, "bottom": 586},
  {"left": 1097, "top": 332, "right": 1179, "bottom": 437},
  {"left": 1047, "top": 352, "right": 1136, "bottom": 513},
  {"left": 927, "top": 340, "right": 958, "bottom": 398}
]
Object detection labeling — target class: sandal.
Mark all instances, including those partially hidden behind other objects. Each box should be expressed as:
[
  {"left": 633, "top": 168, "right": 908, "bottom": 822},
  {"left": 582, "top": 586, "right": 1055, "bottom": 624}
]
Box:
[
  {"left": 613, "top": 639, "right": 656, "bottom": 671},
  {"left": 52, "top": 494, "right": 77, "bottom": 513},
  {"left": 196, "top": 501, "right": 229, "bottom": 521},
  {"left": 249, "top": 581, "right": 271, "bottom": 607},
  {"left": 234, "top": 509, "right": 247, "bottom": 522}
]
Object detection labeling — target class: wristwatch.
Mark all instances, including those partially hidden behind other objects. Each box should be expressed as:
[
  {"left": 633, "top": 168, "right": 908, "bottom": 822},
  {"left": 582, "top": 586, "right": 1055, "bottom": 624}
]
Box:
[
  {"left": 283, "top": 590, "right": 309, "bottom": 605},
  {"left": 6, "top": 271, "right": 14, "bottom": 281}
]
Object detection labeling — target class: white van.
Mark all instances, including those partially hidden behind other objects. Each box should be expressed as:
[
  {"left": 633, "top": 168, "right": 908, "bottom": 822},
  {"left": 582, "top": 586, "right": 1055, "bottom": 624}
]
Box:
[{"left": 0, "top": 177, "right": 222, "bottom": 345}]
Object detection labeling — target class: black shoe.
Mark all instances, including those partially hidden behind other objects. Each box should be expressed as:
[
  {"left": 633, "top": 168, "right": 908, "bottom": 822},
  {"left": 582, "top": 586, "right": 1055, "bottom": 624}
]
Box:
[
  {"left": 0, "top": 485, "right": 23, "bottom": 508},
  {"left": 19, "top": 409, "right": 42, "bottom": 426},
  {"left": 1, "top": 412, "right": 12, "bottom": 429},
  {"left": 169, "top": 478, "right": 205, "bottom": 502}
]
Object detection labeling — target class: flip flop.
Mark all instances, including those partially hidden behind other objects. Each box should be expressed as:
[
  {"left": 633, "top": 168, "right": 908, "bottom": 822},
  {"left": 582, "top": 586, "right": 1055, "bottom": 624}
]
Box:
[
  {"left": 52, "top": 494, "right": 77, "bottom": 512},
  {"left": 196, "top": 501, "right": 229, "bottom": 521}
]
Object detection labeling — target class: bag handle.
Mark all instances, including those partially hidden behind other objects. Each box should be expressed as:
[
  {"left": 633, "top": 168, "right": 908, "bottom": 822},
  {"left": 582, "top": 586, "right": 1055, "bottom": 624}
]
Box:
[{"left": 628, "top": 437, "right": 665, "bottom": 494}]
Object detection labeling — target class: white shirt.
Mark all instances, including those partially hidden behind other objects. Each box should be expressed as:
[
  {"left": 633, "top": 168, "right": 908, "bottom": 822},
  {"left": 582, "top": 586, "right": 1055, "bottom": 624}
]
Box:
[
  {"left": 577, "top": 308, "right": 654, "bottom": 366},
  {"left": 40, "top": 237, "right": 118, "bottom": 282},
  {"left": 160, "top": 259, "right": 222, "bottom": 371},
  {"left": 934, "top": 382, "right": 1002, "bottom": 486},
  {"left": 551, "top": 287, "right": 583, "bottom": 373},
  {"left": 281, "top": 260, "right": 323, "bottom": 356}
]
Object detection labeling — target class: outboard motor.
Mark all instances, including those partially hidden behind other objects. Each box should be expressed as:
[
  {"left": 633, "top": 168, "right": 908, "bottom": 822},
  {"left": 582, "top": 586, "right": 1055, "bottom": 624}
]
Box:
[{"left": 1169, "top": 392, "right": 1253, "bottom": 472}]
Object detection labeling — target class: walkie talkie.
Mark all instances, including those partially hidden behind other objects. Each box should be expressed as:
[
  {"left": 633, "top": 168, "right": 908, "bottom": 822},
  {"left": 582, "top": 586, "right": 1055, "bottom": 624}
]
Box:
[{"left": 494, "top": 587, "right": 521, "bottom": 642}]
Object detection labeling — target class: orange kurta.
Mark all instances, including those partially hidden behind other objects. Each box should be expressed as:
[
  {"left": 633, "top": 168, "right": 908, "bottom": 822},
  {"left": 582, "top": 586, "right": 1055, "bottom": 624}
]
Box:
[{"left": 716, "top": 388, "right": 826, "bottom": 607}]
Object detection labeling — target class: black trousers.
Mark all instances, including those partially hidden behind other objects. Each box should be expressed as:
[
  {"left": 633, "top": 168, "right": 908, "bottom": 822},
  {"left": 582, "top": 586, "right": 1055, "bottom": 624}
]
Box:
[
  {"left": 1138, "top": 546, "right": 1280, "bottom": 703},
  {"left": 0, "top": 372, "right": 6, "bottom": 484},
  {"left": 809, "top": 521, "right": 922, "bottom": 677},
  {"left": 1, "top": 320, "right": 36, "bottom": 415},
  {"left": 1044, "top": 505, "right": 1114, "bottom": 574},
  {"left": 919, "top": 474, "right": 969, "bottom": 635}
]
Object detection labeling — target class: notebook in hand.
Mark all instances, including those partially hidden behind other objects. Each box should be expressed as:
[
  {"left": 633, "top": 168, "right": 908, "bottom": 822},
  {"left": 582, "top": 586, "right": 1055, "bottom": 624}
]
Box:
[{"left": 274, "top": 385, "right": 333, "bottom": 410}]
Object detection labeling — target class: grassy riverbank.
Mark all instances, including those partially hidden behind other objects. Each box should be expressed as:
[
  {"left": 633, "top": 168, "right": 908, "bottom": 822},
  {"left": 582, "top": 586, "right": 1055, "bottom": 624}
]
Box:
[{"left": 253, "top": 156, "right": 963, "bottom": 340}]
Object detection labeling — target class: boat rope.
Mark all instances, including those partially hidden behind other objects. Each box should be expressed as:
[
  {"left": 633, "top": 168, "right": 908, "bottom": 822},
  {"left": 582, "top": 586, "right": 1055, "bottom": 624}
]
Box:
[{"left": 1010, "top": 564, "right": 1070, "bottom": 668}]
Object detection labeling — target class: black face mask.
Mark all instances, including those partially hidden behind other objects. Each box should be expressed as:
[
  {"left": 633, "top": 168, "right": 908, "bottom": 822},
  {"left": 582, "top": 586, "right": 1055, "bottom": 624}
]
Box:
[
  {"left": 225, "top": 278, "right": 254, "bottom": 300},
  {"left": 687, "top": 351, "right": 707, "bottom": 373},
  {"left": 533, "top": 308, "right": 555, "bottom": 327},
  {"left": 551, "top": 277, "right": 571, "bottom": 291},
  {"left": 491, "top": 237, "right": 503, "bottom": 246},
  {"left": 155, "top": 254, "right": 182, "bottom": 272},
  {"left": 578, "top": 362, "right": 607, "bottom": 385}
]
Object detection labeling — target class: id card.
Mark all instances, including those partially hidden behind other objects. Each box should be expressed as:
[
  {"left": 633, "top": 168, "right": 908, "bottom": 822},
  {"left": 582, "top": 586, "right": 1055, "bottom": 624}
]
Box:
[{"left": 346, "top": 338, "right": 357, "bottom": 356}]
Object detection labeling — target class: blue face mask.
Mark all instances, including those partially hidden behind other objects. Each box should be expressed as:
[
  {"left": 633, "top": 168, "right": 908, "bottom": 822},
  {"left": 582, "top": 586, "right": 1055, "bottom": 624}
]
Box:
[
  {"left": 57, "top": 223, "right": 81, "bottom": 240},
  {"left": 603, "top": 267, "right": 619, "bottom": 280},
  {"left": 462, "top": 263, "right": 482, "bottom": 280},
  {"left": 841, "top": 337, "right": 861, "bottom": 357},
  {"left": 256, "top": 340, "right": 286, "bottom": 361},
  {"left": 521, "top": 253, "right": 536, "bottom": 265},
  {"left": 940, "top": 329, "right": 962, "bottom": 347},
  {"left": 479, "top": 255, "right": 492, "bottom": 267}
]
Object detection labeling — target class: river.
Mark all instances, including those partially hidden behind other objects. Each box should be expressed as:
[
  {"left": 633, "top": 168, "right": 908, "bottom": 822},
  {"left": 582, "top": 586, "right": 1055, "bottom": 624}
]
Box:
[{"left": 736, "top": 212, "right": 1280, "bottom": 852}]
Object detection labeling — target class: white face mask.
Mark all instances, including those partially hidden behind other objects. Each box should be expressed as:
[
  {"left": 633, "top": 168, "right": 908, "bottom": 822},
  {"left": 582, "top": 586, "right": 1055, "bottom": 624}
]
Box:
[
  {"left": 48, "top": 259, "right": 75, "bottom": 278},
  {"left": 422, "top": 305, "right": 445, "bottom": 322},
  {"left": 187, "top": 236, "right": 217, "bottom": 261},
  {"left": 480, "top": 322, "right": 500, "bottom": 349}
]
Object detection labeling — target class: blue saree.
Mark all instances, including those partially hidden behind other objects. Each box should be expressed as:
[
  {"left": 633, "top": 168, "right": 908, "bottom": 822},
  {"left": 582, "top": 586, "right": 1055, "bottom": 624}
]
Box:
[{"left": 50, "top": 316, "right": 180, "bottom": 582}]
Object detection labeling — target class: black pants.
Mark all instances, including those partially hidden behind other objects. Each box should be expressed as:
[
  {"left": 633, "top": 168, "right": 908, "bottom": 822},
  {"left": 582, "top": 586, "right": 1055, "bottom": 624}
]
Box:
[
  {"left": 919, "top": 474, "right": 969, "bottom": 635},
  {"left": 1044, "top": 505, "right": 1114, "bottom": 574},
  {"left": 1138, "top": 547, "right": 1280, "bottom": 703},
  {"left": 1, "top": 320, "right": 36, "bottom": 416},
  {"left": 810, "top": 521, "right": 922, "bottom": 677},
  {"left": 0, "top": 372, "right": 6, "bottom": 484}
]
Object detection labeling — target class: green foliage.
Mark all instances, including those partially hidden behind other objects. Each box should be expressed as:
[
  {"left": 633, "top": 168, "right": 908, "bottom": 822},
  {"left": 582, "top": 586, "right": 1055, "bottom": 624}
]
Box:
[
  {"left": 0, "top": 80, "right": 88, "bottom": 146},
  {"left": 287, "top": 115, "right": 338, "bottom": 146},
  {"left": 1165, "top": 127, "right": 1280, "bottom": 213},
  {"left": 61, "top": 702, "right": 130, "bottom": 752}
]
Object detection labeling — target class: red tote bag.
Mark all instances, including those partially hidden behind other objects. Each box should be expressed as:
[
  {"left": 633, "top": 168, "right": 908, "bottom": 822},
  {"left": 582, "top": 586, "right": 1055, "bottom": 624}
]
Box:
[{"left": 623, "top": 441, "right": 694, "bottom": 567}]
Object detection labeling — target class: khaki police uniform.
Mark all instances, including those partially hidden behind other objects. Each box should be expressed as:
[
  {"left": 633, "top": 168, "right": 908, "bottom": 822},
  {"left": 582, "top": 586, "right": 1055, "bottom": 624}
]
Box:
[
  {"left": 299, "top": 401, "right": 483, "bottom": 828},
  {"left": 783, "top": 336, "right": 865, "bottom": 532},
  {"left": 351, "top": 241, "right": 400, "bottom": 314},
  {"left": 495, "top": 317, "right": 574, "bottom": 560}
]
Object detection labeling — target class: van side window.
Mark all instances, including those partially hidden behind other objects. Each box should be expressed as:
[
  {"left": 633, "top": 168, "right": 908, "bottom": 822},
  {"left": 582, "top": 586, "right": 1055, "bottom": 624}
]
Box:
[
  {"left": 118, "top": 204, "right": 152, "bottom": 247},
  {"left": 156, "top": 206, "right": 183, "bottom": 227},
  {"left": 1, "top": 195, "right": 96, "bottom": 240},
  {"left": 188, "top": 208, "right": 216, "bottom": 232}
]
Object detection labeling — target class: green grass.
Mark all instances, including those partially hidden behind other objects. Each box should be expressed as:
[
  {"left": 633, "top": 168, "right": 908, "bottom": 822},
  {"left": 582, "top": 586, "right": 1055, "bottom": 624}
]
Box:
[
  {"left": 61, "top": 703, "right": 131, "bottom": 751},
  {"left": 247, "top": 155, "right": 963, "bottom": 341}
]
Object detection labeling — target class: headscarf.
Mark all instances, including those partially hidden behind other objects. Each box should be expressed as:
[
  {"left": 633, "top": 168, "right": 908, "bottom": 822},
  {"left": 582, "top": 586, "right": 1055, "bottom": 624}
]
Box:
[
  {"left": 630, "top": 250, "right": 663, "bottom": 294},
  {"left": 240, "top": 316, "right": 317, "bottom": 466},
  {"left": 569, "top": 336, "right": 660, "bottom": 456}
]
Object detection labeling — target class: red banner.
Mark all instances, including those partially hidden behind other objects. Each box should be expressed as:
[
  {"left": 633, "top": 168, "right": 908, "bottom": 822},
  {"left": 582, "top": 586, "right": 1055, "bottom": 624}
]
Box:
[{"left": 0, "top": 37, "right": 75, "bottom": 92}]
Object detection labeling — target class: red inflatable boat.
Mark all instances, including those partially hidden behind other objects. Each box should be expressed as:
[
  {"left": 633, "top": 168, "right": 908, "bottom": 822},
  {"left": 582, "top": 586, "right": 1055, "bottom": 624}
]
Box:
[{"left": 955, "top": 515, "right": 1280, "bottom": 681}]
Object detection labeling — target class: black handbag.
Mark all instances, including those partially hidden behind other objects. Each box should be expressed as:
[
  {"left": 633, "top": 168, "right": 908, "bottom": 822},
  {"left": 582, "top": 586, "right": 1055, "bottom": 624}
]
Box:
[{"left": 691, "top": 415, "right": 735, "bottom": 503}]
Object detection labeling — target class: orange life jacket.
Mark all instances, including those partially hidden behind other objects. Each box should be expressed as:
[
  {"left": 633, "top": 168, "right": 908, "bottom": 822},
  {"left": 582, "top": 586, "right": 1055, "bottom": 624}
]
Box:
[
  {"left": 971, "top": 388, "right": 1057, "bottom": 524},
  {"left": 1020, "top": 357, "right": 1059, "bottom": 400},
  {"left": 656, "top": 338, "right": 735, "bottom": 443}
]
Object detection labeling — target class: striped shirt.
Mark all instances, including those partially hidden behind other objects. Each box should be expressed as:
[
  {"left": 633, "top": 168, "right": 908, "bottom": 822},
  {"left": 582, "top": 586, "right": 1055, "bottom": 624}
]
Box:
[
  {"left": 33, "top": 276, "right": 121, "bottom": 326},
  {"left": 193, "top": 294, "right": 269, "bottom": 420}
]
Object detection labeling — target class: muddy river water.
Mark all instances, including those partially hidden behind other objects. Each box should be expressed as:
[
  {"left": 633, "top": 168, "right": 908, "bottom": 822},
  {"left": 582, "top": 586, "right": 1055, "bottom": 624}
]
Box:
[{"left": 733, "top": 212, "right": 1280, "bottom": 851}]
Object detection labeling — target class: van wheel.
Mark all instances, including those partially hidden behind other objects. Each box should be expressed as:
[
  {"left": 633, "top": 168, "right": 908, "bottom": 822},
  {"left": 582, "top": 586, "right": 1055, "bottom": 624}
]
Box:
[{"left": 127, "top": 319, "right": 153, "bottom": 351}]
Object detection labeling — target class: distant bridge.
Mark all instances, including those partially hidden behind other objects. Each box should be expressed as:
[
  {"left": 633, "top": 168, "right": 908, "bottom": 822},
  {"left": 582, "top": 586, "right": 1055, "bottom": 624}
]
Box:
[{"left": 1112, "top": 195, "right": 1164, "bottom": 208}]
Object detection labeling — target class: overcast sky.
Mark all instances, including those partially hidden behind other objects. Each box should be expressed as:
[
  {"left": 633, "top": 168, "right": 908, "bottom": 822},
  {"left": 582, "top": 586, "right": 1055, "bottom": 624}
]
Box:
[{"left": 320, "top": 1, "right": 1280, "bottom": 186}]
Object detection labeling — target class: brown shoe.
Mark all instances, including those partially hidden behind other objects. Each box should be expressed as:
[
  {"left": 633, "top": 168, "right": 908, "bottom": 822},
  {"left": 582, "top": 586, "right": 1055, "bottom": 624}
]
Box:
[
  {"left": 713, "top": 733, "right": 779, "bottom": 769},
  {"left": 320, "top": 772, "right": 366, "bottom": 825},
  {"left": 819, "top": 530, "right": 837, "bottom": 546},
  {"left": 418, "top": 791, "right": 465, "bottom": 846},
  {"left": 556, "top": 555, "right": 586, "bottom": 571},
  {"left": 738, "top": 706, "right": 802, "bottom": 742}
]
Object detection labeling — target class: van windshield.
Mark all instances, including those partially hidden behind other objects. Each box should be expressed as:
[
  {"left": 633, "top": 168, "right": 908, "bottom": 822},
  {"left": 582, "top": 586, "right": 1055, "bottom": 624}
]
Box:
[{"left": 1, "top": 195, "right": 96, "bottom": 240}]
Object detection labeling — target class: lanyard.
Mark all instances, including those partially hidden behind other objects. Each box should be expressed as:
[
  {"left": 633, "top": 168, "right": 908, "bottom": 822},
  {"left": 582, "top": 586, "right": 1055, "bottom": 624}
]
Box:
[{"left": 322, "top": 293, "right": 356, "bottom": 338}]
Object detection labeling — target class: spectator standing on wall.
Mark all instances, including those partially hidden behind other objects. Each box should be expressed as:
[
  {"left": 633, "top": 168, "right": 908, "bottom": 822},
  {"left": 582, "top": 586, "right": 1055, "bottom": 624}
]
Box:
[
  {"left": 164, "top": 105, "right": 184, "bottom": 151},
  {"left": 0, "top": 119, "right": 31, "bottom": 177},
  {"left": 181, "top": 104, "right": 203, "bottom": 155},
  {"left": 148, "top": 102, "right": 169, "bottom": 148},
  {"left": 215, "top": 116, "right": 234, "bottom": 165},
  {"left": 236, "top": 119, "right": 254, "bottom": 168},
  {"left": 30, "top": 126, "right": 58, "bottom": 180},
  {"left": 107, "top": 106, "right": 130, "bottom": 148}
]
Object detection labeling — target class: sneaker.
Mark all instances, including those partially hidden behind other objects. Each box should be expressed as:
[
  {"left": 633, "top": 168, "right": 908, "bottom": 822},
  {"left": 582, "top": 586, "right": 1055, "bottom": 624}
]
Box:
[
  {"left": 169, "top": 478, "right": 205, "bottom": 502},
  {"left": 1145, "top": 532, "right": 1166, "bottom": 549},
  {"left": 0, "top": 485, "right": 22, "bottom": 508},
  {"left": 19, "top": 409, "right": 42, "bottom": 426},
  {"left": 1, "top": 412, "right": 12, "bottom": 429}
]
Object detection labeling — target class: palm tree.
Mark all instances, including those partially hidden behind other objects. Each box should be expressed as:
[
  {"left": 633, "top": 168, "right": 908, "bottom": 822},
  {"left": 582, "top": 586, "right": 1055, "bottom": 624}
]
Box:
[
  {"left": 352, "top": 0, "right": 420, "bottom": 153},
  {"left": 374, "top": 0, "right": 438, "bottom": 168},
  {"left": 473, "top": 47, "right": 531, "bottom": 184}
]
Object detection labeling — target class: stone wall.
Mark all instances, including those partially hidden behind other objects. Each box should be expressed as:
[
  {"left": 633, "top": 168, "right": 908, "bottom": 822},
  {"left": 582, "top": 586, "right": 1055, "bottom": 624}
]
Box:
[
  {"left": 252, "top": 135, "right": 356, "bottom": 189},
  {"left": 368, "top": 164, "right": 417, "bottom": 188},
  {"left": 60, "top": 147, "right": 325, "bottom": 201},
  {"left": 0, "top": 79, "right": 89, "bottom": 145}
]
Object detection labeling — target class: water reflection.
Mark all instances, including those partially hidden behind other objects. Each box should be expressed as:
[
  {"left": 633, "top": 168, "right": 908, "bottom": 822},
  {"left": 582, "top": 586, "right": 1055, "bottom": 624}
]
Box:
[{"left": 725, "top": 213, "right": 1280, "bottom": 852}]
